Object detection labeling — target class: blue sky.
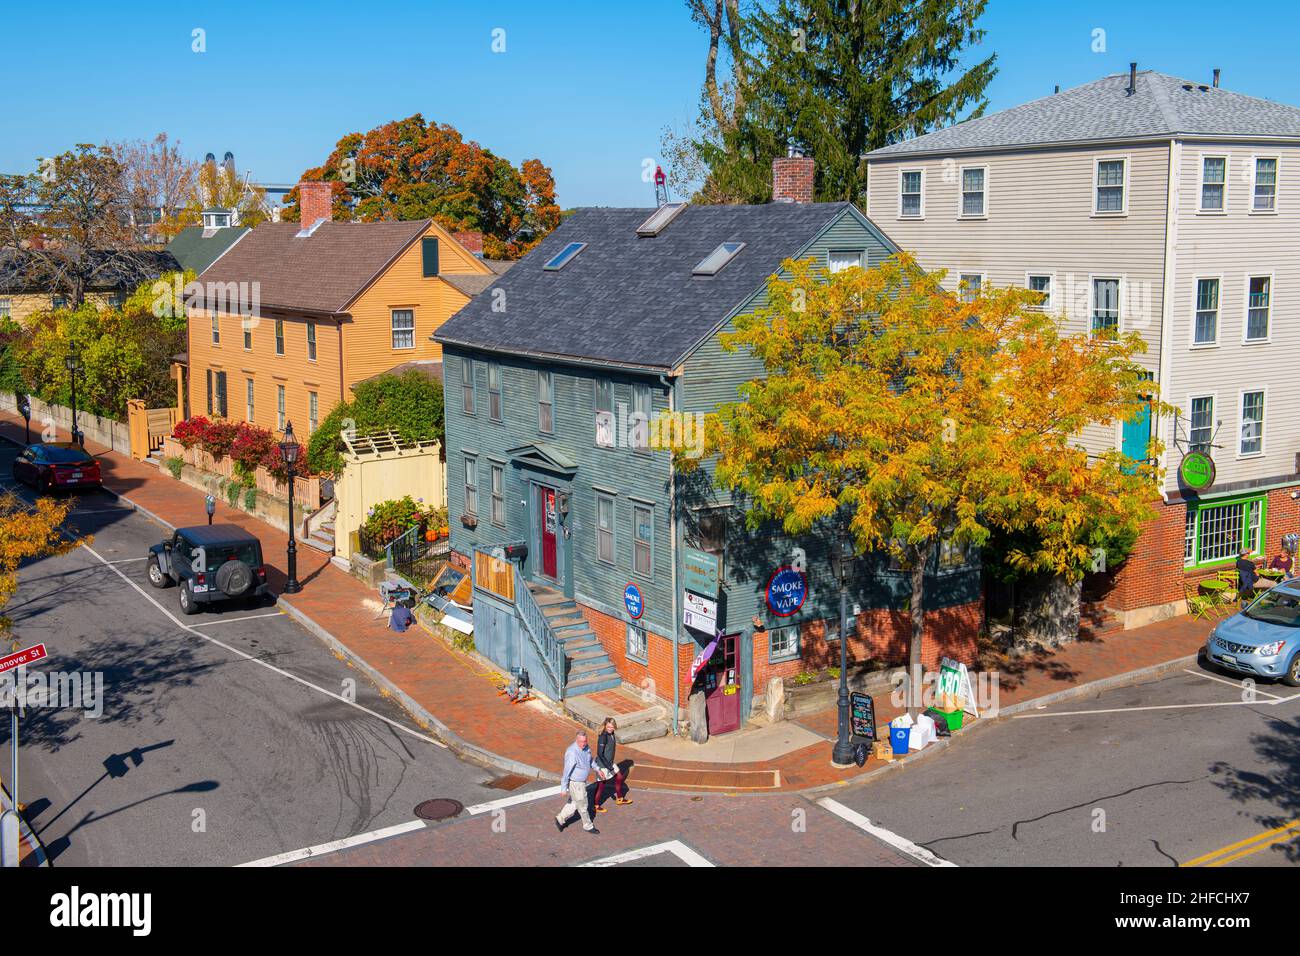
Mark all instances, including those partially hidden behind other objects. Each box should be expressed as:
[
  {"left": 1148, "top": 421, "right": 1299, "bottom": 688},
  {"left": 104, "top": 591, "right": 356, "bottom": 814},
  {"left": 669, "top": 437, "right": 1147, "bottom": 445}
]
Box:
[{"left": 2, "top": 0, "right": 1297, "bottom": 209}]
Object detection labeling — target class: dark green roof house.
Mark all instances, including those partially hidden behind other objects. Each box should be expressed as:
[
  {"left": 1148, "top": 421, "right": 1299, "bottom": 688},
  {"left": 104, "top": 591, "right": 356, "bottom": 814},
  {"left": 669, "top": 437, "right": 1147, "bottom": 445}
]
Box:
[
  {"left": 165, "top": 223, "right": 250, "bottom": 275},
  {"left": 434, "top": 155, "right": 983, "bottom": 729}
]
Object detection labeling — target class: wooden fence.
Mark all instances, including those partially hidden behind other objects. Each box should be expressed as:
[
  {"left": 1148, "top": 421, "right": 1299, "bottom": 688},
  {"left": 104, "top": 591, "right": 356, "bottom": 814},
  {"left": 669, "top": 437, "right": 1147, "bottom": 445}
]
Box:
[
  {"left": 161, "top": 436, "right": 321, "bottom": 511},
  {"left": 126, "top": 400, "right": 179, "bottom": 461}
]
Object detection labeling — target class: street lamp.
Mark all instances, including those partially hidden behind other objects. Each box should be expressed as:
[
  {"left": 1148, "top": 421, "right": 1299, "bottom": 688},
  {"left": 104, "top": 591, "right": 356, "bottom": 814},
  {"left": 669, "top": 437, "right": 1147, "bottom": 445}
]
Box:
[
  {"left": 63, "top": 350, "right": 82, "bottom": 446},
  {"left": 279, "top": 421, "right": 302, "bottom": 594},
  {"left": 16, "top": 394, "right": 30, "bottom": 445},
  {"left": 205, "top": 494, "right": 216, "bottom": 525},
  {"left": 830, "top": 534, "right": 857, "bottom": 767}
]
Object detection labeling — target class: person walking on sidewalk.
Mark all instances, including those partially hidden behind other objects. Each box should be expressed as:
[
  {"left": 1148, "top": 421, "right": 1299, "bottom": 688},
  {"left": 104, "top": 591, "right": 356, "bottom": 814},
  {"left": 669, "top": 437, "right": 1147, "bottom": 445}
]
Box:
[
  {"left": 555, "top": 730, "right": 599, "bottom": 834},
  {"left": 593, "top": 717, "right": 631, "bottom": 812}
]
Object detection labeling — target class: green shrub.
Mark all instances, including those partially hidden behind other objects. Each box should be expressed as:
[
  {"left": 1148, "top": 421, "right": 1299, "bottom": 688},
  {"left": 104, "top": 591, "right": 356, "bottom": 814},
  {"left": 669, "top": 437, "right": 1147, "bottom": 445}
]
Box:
[
  {"left": 165, "top": 456, "right": 183, "bottom": 479},
  {"left": 361, "top": 496, "right": 429, "bottom": 548},
  {"left": 243, "top": 487, "right": 257, "bottom": 510},
  {"left": 307, "top": 369, "right": 444, "bottom": 478},
  {"left": 225, "top": 481, "right": 243, "bottom": 507}
]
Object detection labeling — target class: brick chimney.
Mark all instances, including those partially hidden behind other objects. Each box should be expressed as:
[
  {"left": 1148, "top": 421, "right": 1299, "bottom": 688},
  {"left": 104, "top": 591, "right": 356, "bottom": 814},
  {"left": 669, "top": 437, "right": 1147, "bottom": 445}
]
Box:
[
  {"left": 298, "top": 181, "right": 333, "bottom": 228},
  {"left": 452, "top": 230, "right": 484, "bottom": 257},
  {"left": 772, "top": 151, "right": 815, "bottom": 203}
]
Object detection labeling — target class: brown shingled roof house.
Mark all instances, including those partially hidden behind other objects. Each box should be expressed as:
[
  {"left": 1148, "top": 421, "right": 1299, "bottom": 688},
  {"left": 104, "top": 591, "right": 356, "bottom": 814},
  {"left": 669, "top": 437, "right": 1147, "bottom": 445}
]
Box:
[{"left": 181, "top": 182, "right": 511, "bottom": 437}]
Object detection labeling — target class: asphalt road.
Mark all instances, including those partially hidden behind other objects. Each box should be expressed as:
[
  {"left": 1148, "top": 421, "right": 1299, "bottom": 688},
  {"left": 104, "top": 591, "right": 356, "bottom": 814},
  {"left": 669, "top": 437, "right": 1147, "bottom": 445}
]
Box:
[
  {"left": 0, "top": 441, "right": 540, "bottom": 867},
  {"left": 829, "top": 667, "right": 1300, "bottom": 867}
]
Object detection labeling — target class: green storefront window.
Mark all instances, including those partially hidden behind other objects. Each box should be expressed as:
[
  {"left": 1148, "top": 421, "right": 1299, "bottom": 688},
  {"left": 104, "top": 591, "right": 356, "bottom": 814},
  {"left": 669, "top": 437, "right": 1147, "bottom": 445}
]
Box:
[{"left": 1185, "top": 495, "right": 1266, "bottom": 568}]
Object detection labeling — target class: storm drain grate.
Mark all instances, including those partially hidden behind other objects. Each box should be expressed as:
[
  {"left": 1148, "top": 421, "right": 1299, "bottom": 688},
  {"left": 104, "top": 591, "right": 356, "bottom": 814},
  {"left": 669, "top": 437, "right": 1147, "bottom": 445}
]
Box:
[
  {"left": 414, "top": 798, "right": 464, "bottom": 821},
  {"left": 484, "top": 773, "right": 531, "bottom": 791}
]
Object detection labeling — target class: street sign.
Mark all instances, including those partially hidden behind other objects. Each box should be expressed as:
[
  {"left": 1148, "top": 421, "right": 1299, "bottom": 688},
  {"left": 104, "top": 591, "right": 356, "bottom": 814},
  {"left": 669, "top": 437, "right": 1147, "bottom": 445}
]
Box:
[
  {"left": 0, "top": 644, "right": 45, "bottom": 676},
  {"left": 683, "top": 548, "right": 720, "bottom": 598},
  {"left": 683, "top": 590, "right": 717, "bottom": 633},
  {"left": 1179, "top": 451, "right": 1216, "bottom": 491}
]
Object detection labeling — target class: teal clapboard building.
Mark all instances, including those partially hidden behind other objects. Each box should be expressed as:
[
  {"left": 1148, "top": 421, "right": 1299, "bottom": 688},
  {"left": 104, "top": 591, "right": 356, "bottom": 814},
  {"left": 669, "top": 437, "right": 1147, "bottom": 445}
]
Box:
[{"left": 434, "top": 179, "right": 981, "bottom": 727}]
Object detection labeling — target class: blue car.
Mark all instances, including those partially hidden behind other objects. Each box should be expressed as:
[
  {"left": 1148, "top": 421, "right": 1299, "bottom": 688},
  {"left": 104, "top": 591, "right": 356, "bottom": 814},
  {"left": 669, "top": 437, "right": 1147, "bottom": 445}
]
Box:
[{"left": 1202, "top": 581, "right": 1300, "bottom": 686}]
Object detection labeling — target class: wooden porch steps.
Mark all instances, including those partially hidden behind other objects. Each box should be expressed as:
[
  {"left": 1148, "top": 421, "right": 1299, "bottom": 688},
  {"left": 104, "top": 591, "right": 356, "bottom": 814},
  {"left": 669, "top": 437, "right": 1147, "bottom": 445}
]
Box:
[{"left": 527, "top": 583, "right": 621, "bottom": 698}]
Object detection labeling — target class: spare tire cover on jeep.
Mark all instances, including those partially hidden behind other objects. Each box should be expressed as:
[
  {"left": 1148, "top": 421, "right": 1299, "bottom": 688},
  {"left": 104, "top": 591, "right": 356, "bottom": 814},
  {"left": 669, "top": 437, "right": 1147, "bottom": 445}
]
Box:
[{"left": 215, "top": 559, "right": 253, "bottom": 597}]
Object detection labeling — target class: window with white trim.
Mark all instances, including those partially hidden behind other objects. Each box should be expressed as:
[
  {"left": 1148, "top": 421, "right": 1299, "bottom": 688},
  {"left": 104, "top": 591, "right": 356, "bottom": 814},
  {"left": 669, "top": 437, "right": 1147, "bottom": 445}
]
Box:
[
  {"left": 243, "top": 320, "right": 252, "bottom": 350},
  {"left": 391, "top": 309, "right": 414, "bottom": 349},
  {"left": 245, "top": 378, "right": 254, "bottom": 421},
  {"left": 0, "top": 299, "right": 11, "bottom": 319},
  {"left": 594, "top": 379, "right": 614, "bottom": 448},
  {"left": 960, "top": 167, "right": 986, "bottom": 216},
  {"left": 275, "top": 319, "right": 285, "bottom": 355},
  {"left": 1091, "top": 278, "right": 1120, "bottom": 338},
  {"left": 1189, "top": 396, "right": 1214, "bottom": 452},
  {"left": 626, "top": 622, "right": 648, "bottom": 662},
  {"left": 1253, "top": 157, "right": 1277, "bottom": 211},
  {"left": 463, "top": 456, "right": 478, "bottom": 516},
  {"left": 631, "top": 383, "right": 651, "bottom": 452},
  {"left": 309, "top": 391, "right": 318, "bottom": 434},
  {"left": 632, "top": 503, "right": 653, "bottom": 578},
  {"left": 490, "top": 463, "right": 505, "bottom": 527},
  {"left": 538, "top": 371, "right": 554, "bottom": 434},
  {"left": 1246, "top": 276, "right": 1271, "bottom": 341},
  {"left": 1200, "top": 156, "right": 1226, "bottom": 211},
  {"left": 211, "top": 313, "right": 220, "bottom": 345},
  {"left": 487, "top": 362, "right": 502, "bottom": 421},
  {"left": 1193, "top": 278, "right": 1219, "bottom": 345},
  {"left": 900, "top": 170, "right": 923, "bottom": 217},
  {"left": 828, "top": 250, "right": 863, "bottom": 273},
  {"left": 306, "top": 321, "right": 316, "bottom": 361},
  {"left": 1027, "top": 274, "right": 1052, "bottom": 310},
  {"left": 959, "top": 273, "right": 982, "bottom": 303},
  {"left": 1095, "top": 159, "right": 1126, "bottom": 213},
  {"left": 596, "top": 492, "right": 615, "bottom": 564},
  {"left": 461, "top": 357, "right": 475, "bottom": 415},
  {"left": 769, "top": 624, "right": 799, "bottom": 662},
  {"left": 1240, "top": 391, "right": 1264, "bottom": 456},
  {"left": 276, "top": 384, "right": 285, "bottom": 430}
]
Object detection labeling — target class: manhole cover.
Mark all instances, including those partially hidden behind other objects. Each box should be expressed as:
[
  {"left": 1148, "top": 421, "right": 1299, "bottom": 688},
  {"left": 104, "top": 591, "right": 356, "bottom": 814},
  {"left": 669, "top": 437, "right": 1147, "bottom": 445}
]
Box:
[
  {"left": 485, "top": 773, "right": 531, "bottom": 791},
  {"left": 414, "top": 798, "right": 464, "bottom": 821}
]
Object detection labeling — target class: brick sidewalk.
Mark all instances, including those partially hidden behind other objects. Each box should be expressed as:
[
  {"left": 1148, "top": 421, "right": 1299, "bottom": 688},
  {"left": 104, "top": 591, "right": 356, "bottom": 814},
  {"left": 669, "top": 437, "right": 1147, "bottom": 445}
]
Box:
[{"left": 0, "top": 409, "right": 1214, "bottom": 795}]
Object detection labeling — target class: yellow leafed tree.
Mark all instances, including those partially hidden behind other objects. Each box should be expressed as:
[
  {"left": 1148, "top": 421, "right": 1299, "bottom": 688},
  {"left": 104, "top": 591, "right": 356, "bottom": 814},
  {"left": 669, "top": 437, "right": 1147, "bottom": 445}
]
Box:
[{"left": 0, "top": 492, "right": 82, "bottom": 647}]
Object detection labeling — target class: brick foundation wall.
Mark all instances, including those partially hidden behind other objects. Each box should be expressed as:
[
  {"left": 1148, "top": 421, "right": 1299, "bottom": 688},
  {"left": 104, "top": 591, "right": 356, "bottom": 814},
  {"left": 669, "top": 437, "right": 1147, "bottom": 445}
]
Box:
[{"left": 577, "top": 602, "right": 691, "bottom": 709}]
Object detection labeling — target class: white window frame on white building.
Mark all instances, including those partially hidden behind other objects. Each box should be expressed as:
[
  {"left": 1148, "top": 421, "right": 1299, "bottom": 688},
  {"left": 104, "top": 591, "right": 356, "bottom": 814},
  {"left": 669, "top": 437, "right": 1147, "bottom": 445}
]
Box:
[
  {"left": 1238, "top": 388, "right": 1265, "bottom": 458},
  {"left": 1243, "top": 274, "right": 1273, "bottom": 343},
  {"left": 1025, "top": 272, "right": 1054, "bottom": 311},
  {"left": 958, "top": 165, "right": 988, "bottom": 218},
  {"left": 1089, "top": 275, "right": 1123, "bottom": 339},
  {"left": 1190, "top": 276, "right": 1222, "bottom": 348},
  {"left": 1250, "top": 155, "right": 1278, "bottom": 213},
  {"left": 898, "top": 168, "right": 925, "bottom": 218},
  {"left": 1093, "top": 156, "right": 1129, "bottom": 216},
  {"left": 958, "top": 272, "right": 984, "bottom": 303},
  {"left": 1198, "top": 154, "right": 1228, "bottom": 213},
  {"left": 1187, "top": 393, "right": 1215, "bottom": 453}
]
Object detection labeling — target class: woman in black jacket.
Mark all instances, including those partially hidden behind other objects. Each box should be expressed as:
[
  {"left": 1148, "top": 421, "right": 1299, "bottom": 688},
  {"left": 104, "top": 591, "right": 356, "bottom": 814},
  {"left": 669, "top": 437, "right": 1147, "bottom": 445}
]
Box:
[{"left": 593, "top": 717, "right": 631, "bottom": 811}]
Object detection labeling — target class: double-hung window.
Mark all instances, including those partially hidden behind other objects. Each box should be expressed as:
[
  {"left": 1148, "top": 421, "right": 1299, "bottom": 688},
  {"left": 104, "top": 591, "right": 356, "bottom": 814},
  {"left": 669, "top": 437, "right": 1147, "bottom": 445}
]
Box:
[
  {"left": 275, "top": 319, "right": 285, "bottom": 355},
  {"left": 596, "top": 492, "right": 615, "bottom": 564},
  {"left": 632, "top": 503, "right": 653, "bottom": 578},
  {"left": 211, "top": 313, "right": 220, "bottom": 345},
  {"left": 594, "top": 379, "right": 614, "bottom": 448},
  {"left": 769, "top": 624, "right": 799, "bottom": 662},
  {"left": 1027, "top": 274, "right": 1052, "bottom": 311},
  {"left": 631, "top": 383, "right": 651, "bottom": 452},
  {"left": 490, "top": 463, "right": 505, "bottom": 527},
  {"left": 461, "top": 357, "right": 475, "bottom": 415},
  {"left": 276, "top": 384, "right": 285, "bottom": 430},
  {"left": 1252, "top": 157, "right": 1277, "bottom": 211},
  {"left": 1240, "top": 391, "right": 1264, "bottom": 456},
  {"left": 1200, "top": 156, "right": 1226, "bottom": 211},
  {"left": 538, "top": 371, "right": 554, "bottom": 434},
  {"left": 626, "top": 623, "right": 648, "bottom": 663},
  {"left": 959, "top": 273, "right": 983, "bottom": 303},
  {"left": 1189, "top": 396, "right": 1214, "bottom": 452},
  {"left": 1193, "top": 278, "right": 1220, "bottom": 346},
  {"left": 1095, "top": 159, "right": 1126, "bottom": 213},
  {"left": 306, "top": 321, "right": 316, "bottom": 361},
  {"left": 487, "top": 362, "right": 502, "bottom": 421},
  {"left": 245, "top": 378, "right": 255, "bottom": 421},
  {"left": 1091, "top": 278, "right": 1120, "bottom": 338},
  {"left": 1186, "top": 496, "right": 1265, "bottom": 567},
  {"left": 960, "top": 167, "right": 986, "bottom": 217},
  {"left": 463, "top": 456, "right": 478, "bottom": 517},
  {"left": 1246, "top": 276, "right": 1271, "bottom": 341},
  {"left": 213, "top": 371, "right": 227, "bottom": 417},
  {"left": 309, "top": 391, "right": 318, "bottom": 434},
  {"left": 391, "top": 309, "right": 414, "bottom": 349},
  {"left": 900, "top": 170, "right": 923, "bottom": 218}
]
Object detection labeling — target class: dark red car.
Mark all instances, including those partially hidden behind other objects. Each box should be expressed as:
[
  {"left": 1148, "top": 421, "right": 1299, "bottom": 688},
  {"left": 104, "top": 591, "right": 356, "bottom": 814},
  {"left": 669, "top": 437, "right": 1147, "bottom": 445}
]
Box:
[{"left": 12, "top": 443, "right": 103, "bottom": 493}]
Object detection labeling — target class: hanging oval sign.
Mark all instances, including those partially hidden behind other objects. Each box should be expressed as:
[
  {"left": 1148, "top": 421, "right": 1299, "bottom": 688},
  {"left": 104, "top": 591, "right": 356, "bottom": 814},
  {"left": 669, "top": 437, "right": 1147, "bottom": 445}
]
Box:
[
  {"left": 1179, "top": 451, "right": 1216, "bottom": 491},
  {"left": 624, "top": 582, "right": 644, "bottom": 619},
  {"left": 766, "top": 566, "right": 808, "bottom": 617}
]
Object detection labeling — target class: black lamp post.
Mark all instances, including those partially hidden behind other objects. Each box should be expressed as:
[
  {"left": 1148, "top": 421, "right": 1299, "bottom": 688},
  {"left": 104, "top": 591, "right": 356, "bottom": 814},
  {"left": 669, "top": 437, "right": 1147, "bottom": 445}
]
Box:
[
  {"left": 279, "top": 421, "right": 302, "bottom": 594},
  {"left": 830, "top": 534, "right": 857, "bottom": 767},
  {"left": 17, "top": 394, "right": 30, "bottom": 445},
  {"left": 63, "top": 350, "right": 82, "bottom": 446}
]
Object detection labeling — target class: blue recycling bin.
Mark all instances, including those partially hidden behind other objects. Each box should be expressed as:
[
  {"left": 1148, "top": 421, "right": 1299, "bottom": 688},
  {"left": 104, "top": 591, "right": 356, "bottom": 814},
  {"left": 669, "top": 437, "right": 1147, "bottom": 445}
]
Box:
[{"left": 889, "top": 724, "right": 911, "bottom": 755}]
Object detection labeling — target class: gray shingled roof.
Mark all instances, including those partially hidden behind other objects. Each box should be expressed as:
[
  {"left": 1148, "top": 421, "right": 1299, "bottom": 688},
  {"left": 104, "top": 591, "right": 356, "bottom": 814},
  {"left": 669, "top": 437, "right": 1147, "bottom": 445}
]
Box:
[
  {"left": 870, "top": 71, "right": 1300, "bottom": 158},
  {"left": 166, "top": 224, "right": 249, "bottom": 275},
  {"left": 435, "top": 201, "right": 877, "bottom": 370}
]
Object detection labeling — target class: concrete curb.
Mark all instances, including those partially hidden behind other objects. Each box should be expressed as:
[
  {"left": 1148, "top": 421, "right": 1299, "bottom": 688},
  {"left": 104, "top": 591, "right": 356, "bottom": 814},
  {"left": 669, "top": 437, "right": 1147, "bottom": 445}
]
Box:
[
  {"left": 799, "top": 651, "right": 1203, "bottom": 798},
  {"left": 276, "top": 596, "right": 560, "bottom": 785}
]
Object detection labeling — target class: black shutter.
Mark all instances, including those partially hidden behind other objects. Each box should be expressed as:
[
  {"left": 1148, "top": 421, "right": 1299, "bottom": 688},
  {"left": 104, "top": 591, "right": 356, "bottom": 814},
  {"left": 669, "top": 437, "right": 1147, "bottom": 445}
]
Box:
[
  {"left": 216, "top": 372, "right": 228, "bottom": 417},
  {"left": 206, "top": 370, "right": 213, "bottom": 415},
  {"left": 422, "top": 237, "right": 439, "bottom": 277}
]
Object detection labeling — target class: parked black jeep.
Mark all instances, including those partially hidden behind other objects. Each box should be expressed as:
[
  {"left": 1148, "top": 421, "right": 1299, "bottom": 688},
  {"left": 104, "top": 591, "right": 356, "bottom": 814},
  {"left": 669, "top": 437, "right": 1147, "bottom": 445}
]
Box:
[{"left": 147, "top": 524, "right": 270, "bottom": 615}]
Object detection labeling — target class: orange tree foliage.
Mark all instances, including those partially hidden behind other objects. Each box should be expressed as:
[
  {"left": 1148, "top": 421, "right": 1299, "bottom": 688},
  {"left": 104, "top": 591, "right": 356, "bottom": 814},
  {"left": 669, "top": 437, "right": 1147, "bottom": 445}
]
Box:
[
  {"left": 683, "top": 254, "right": 1172, "bottom": 706},
  {"left": 283, "top": 115, "right": 561, "bottom": 259},
  {"left": 0, "top": 492, "right": 81, "bottom": 644}
]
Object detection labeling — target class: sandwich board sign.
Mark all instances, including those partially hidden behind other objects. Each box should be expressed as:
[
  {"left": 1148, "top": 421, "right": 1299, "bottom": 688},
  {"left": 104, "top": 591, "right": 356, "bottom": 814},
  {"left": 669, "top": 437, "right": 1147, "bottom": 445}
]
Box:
[
  {"left": 849, "top": 691, "right": 877, "bottom": 742},
  {"left": 935, "top": 656, "right": 979, "bottom": 717}
]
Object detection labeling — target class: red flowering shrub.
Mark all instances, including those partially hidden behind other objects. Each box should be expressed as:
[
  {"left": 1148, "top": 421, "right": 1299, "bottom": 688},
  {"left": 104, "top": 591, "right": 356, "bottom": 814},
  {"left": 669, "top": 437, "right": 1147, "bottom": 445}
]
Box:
[
  {"left": 199, "top": 419, "right": 240, "bottom": 460},
  {"left": 172, "top": 416, "right": 210, "bottom": 449},
  {"left": 230, "top": 423, "right": 276, "bottom": 481},
  {"left": 260, "top": 442, "right": 305, "bottom": 483}
]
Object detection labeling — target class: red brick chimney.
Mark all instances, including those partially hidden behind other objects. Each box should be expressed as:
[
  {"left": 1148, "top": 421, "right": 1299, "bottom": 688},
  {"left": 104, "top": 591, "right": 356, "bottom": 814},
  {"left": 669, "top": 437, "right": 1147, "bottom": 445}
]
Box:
[
  {"left": 772, "top": 152, "right": 815, "bottom": 203},
  {"left": 298, "top": 181, "right": 334, "bottom": 228},
  {"left": 452, "top": 230, "right": 484, "bottom": 256}
]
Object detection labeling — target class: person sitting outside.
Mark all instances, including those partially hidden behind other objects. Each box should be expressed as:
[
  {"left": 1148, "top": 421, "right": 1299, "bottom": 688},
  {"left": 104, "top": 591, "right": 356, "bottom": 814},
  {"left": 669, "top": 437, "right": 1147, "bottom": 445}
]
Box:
[
  {"left": 390, "top": 598, "right": 415, "bottom": 633},
  {"left": 1235, "top": 550, "right": 1259, "bottom": 605},
  {"left": 1269, "top": 549, "right": 1294, "bottom": 578}
]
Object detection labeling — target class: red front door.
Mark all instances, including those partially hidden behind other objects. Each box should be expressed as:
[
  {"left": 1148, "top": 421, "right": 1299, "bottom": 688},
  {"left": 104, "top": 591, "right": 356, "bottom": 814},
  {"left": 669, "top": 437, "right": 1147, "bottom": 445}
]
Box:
[
  {"left": 541, "top": 487, "right": 558, "bottom": 579},
  {"left": 703, "top": 634, "right": 741, "bottom": 735}
]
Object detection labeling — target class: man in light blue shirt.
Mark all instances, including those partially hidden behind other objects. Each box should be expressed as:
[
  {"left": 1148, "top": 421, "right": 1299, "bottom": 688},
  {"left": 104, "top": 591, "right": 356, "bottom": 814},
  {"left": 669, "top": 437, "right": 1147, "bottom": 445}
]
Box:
[{"left": 555, "top": 731, "right": 599, "bottom": 834}]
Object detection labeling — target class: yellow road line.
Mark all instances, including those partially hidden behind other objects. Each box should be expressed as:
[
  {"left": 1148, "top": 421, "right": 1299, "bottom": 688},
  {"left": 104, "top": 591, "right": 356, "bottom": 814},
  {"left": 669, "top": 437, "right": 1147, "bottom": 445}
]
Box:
[
  {"left": 1183, "top": 818, "right": 1300, "bottom": 867},
  {"left": 1208, "top": 830, "right": 1300, "bottom": 867}
]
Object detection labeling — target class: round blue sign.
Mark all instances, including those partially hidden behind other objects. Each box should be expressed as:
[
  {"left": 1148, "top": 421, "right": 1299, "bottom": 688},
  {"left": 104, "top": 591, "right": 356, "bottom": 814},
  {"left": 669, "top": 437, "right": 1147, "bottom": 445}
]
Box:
[
  {"left": 766, "top": 566, "right": 807, "bottom": 617},
  {"left": 624, "top": 582, "right": 644, "bottom": 619}
]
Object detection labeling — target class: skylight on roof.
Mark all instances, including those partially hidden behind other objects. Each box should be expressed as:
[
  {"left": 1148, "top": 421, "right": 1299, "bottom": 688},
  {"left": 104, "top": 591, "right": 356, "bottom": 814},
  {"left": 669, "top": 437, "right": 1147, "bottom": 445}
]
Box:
[
  {"left": 543, "top": 241, "right": 587, "bottom": 271},
  {"left": 636, "top": 202, "right": 686, "bottom": 237},
  {"left": 692, "top": 241, "right": 745, "bottom": 276}
]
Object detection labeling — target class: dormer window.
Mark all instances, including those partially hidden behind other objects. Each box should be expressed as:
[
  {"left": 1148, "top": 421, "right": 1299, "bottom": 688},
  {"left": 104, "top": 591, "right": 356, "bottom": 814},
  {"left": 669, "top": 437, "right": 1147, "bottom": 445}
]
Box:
[{"left": 202, "top": 210, "right": 232, "bottom": 229}]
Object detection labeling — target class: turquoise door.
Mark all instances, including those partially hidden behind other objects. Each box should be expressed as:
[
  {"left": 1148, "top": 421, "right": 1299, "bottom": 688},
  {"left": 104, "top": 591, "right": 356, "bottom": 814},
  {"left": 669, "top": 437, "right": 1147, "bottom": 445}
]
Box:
[{"left": 1121, "top": 376, "right": 1153, "bottom": 474}]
